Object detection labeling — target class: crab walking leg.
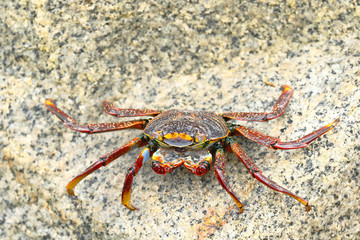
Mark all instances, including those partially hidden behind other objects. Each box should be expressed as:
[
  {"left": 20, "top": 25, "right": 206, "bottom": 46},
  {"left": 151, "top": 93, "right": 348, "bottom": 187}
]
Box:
[
  {"left": 221, "top": 85, "right": 293, "bottom": 121},
  {"left": 45, "top": 99, "right": 147, "bottom": 133},
  {"left": 226, "top": 138, "right": 311, "bottom": 211},
  {"left": 122, "top": 144, "right": 157, "bottom": 210},
  {"left": 232, "top": 118, "right": 340, "bottom": 149},
  {"left": 213, "top": 143, "right": 244, "bottom": 213},
  {"left": 102, "top": 100, "right": 161, "bottom": 117},
  {"left": 66, "top": 136, "right": 148, "bottom": 196}
]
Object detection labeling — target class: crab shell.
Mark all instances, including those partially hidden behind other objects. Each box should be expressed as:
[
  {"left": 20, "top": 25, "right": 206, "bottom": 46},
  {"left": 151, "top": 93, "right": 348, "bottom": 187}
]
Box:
[{"left": 144, "top": 109, "right": 229, "bottom": 149}]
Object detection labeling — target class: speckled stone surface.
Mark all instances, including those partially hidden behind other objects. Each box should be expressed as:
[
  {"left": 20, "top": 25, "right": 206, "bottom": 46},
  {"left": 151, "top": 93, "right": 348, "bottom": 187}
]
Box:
[{"left": 1, "top": 1, "right": 359, "bottom": 239}]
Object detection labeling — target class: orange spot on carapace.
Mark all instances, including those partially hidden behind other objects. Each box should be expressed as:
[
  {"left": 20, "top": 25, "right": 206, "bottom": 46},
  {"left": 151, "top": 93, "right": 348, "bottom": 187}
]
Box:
[{"left": 164, "top": 132, "right": 193, "bottom": 141}]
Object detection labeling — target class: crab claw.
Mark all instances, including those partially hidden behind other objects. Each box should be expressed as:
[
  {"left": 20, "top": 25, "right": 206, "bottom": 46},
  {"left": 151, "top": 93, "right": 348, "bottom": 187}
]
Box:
[{"left": 183, "top": 150, "right": 212, "bottom": 176}]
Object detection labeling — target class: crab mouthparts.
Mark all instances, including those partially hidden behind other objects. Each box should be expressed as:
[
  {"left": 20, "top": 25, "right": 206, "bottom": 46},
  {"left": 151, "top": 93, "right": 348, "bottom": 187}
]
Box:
[
  {"left": 163, "top": 132, "right": 193, "bottom": 147},
  {"left": 153, "top": 148, "right": 212, "bottom": 167}
]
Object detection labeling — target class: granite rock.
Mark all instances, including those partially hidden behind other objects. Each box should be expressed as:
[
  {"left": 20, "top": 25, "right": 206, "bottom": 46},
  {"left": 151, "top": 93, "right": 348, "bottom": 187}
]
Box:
[{"left": 1, "top": 1, "right": 359, "bottom": 239}]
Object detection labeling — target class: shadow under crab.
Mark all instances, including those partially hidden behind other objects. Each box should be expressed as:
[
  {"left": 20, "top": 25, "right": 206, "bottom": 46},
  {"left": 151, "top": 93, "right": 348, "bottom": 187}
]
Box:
[{"left": 44, "top": 85, "right": 339, "bottom": 213}]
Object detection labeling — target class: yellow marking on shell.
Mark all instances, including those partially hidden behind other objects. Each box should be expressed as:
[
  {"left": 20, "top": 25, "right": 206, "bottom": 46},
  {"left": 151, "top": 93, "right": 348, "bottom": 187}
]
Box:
[
  {"left": 164, "top": 132, "right": 178, "bottom": 139},
  {"left": 164, "top": 132, "right": 193, "bottom": 141},
  {"left": 190, "top": 139, "right": 219, "bottom": 149},
  {"left": 158, "top": 133, "right": 163, "bottom": 141},
  {"left": 208, "top": 139, "right": 220, "bottom": 145},
  {"left": 152, "top": 131, "right": 163, "bottom": 141}
]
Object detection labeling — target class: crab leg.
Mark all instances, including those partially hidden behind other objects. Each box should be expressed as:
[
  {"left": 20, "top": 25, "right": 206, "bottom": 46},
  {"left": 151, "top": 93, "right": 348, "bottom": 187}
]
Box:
[
  {"left": 232, "top": 118, "right": 339, "bottom": 149},
  {"left": 102, "top": 100, "right": 161, "bottom": 117},
  {"left": 66, "top": 135, "right": 148, "bottom": 196},
  {"left": 45, "top": 99, "right": 148, "bottom": 133},
  {"left": 226, "top": 138, "right": 311, "bottom": 211},
  {"left": 221, "top": 85, "right": 293, "bottom": 121},
  {"left": 213, "top": 143, "right": 244, "bottom": 213},
  {"left": 122, "top": 143, "right": 157, "bottom": 210}
]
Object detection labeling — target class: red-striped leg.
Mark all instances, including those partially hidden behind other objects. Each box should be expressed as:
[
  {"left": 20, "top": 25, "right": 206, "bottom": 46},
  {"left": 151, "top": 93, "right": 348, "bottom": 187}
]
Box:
[
  {"left": 232, "top": 118, "right": 340, "bottom": 149},
  {"left": 66, "top": 136, "right": 148, "bottom": 196},
  {"left": 221, "top": 85, "right": 293, "bottom": 121},
  {"left": 226, "top": 138, "right": 311, "bottom": 211},
  {"left": 122, "top": 143, "right": 157, "bottom": 210},
  {"left": 45, "top": 99, "right": 148, "bottom": 133},
  {"left": 213, "top": 142, "right": 244, "bottom": 213},
  {"left": 102, "top": 100, "right": 161, "bottom": 117}
]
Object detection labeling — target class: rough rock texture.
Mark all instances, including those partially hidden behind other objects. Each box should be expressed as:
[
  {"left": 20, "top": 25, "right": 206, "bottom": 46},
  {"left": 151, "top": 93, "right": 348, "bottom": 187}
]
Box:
[{"left": 1, "top": 1, "right": 359, "bottom": 239}]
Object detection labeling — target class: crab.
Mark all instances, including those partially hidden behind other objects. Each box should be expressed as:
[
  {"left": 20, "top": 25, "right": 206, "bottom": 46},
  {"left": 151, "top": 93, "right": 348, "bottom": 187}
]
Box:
[{"left": 44, "top": 85, "right": 339, "bottom": 213}]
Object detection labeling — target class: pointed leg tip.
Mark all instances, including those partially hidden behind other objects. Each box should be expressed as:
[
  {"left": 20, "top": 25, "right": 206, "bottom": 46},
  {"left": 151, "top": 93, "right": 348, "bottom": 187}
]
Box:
[
  {"left": 67, "top": 188, "right": 76, "bottom": 196},
  {"left": 326, "top": 118, "right": 340, "bottom": 128},
  {"left": 305, "top": 203, "right": 311, "bottom": 212},
  {"left": 238, "top": 206, "right": 244, "bottom": 214},
  {"left": 126, "top": 204, "right": 138, "bottom": 211}
]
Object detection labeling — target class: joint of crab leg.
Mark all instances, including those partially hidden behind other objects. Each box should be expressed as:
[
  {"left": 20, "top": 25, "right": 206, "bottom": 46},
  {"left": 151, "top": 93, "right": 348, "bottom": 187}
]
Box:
[
  {"left": 262, "top": 85, "right": 293, "bottom": 121},
  {"left": 271, "top": 118, "right": 340, "bottom": 149},
  {"left": 232, "top": 117, "right": 339, "bottom": 150},
  {"left": 249, "top": 168, "right": 261, "bottom": 178},
  {"left": 100, "top": 156, "right": 107, "bottom": 166},
  {"left": 45, "top": 99, "right": 149, "bottom": 134},
  {"left": 269, "top": 140, "right": 278, "bottom": 149},
  {"left": 221, "top": 85, "right": 293, "bottom": 122}
]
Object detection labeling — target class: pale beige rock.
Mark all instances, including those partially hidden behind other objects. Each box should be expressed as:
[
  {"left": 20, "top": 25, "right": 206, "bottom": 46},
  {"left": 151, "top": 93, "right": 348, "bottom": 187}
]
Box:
[{"left": 1, "top": 1, "right": 359, "bottom": 239}]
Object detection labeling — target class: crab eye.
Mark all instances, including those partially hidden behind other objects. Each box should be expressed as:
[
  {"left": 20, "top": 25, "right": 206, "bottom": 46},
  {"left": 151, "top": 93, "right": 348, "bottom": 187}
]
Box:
[
  {"left": 152, "top": 131, "right": 163, "bottom": 141},
  {"left": 195, "top": 133, "right": 206, "bottom": 143}
]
